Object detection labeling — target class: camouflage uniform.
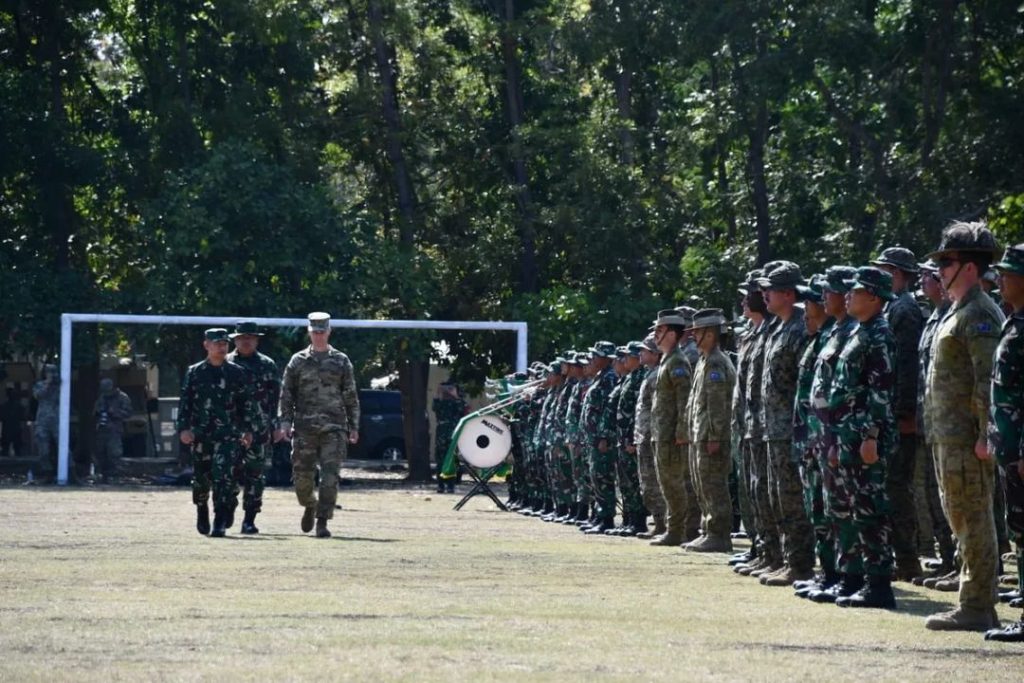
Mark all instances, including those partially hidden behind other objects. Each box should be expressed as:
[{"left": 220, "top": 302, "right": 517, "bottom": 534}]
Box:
[
  {"left": 548, "top": 378, "right": 577, "bottom": 506},
  {"left": 925, "top": 284, "right": 1003, "bottom": 614},
  {"left": 615, "top": 367, "right": 645, "bottom": 520},
  {"left": 31, "top": 375, "right": 60, "bottom": 477},
  {"left": 826, "top": 312, "right": 898, "bottom": 578},
  {"left": 634, "top": 367, "right": 665, "bottom": 518},
  {"left": 687, "top": 346, "right": 736, "bottom": 539},
  {"left": 278, "top": 345, "right": 360, "bottom": 521},
  {"left": 227, "top": 350, "right": 280, "bottom": 514},
  {"left": 762, "top": 307, "right": 815, "bottom": 573},
  {"left": 524, "top": 386, "right": 548, "bottom": 503},
  {"left": 534, "top": 385, "right": 560, "bottom": 500},
  {"left": 652, "top": 347, "right": 700, "bottom": 540},
  {"left": 176, "top": 360, "right": 256, "bottom": 513},
  {"left": 567, "top": 377, "right": 592, "bottom": 506},
  {"left": 885, "top": 288, "right": 925, "bottom": 572},
  {"left": 731, "top": 323, "right": 757, "bottom": 539},
  {"left": 745, "top": 318, "right": 778, "bottom": 563},
  {"left": 93, "top": 386, "right": 133, "bottom": 478},
  {"left": 584, "top": 367, "right": 619, "bottom": 520}
]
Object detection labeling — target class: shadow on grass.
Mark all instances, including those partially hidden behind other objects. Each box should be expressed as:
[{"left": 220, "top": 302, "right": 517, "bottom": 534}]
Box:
[
  {"left": 251, "top": 533, "right": 399, "bottom": 543},
  {"left": 893, "top": 587, "right": 957, "bottom": 617}
]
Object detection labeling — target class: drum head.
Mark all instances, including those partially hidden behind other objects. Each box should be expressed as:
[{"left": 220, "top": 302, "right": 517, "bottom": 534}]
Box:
[{"left": 457, "top": 415, "right": 512, "bottom": 469}]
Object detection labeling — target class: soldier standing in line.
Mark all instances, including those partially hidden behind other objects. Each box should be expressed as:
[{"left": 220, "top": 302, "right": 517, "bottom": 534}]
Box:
[
  {"left": 546, "top": 357, "right": 578, "bottom": 522},
  {"left": 985, "top": 243, "right": 1024, "bottom": 642},
  {"left": 634, "top": 335, "right": 666, "bottom": 539},
  {"left": 568, "top": 354, "right": 594, "bottom": 525},
  {"left": 871, "top": 247, "right": 926, "bottom": 581},
  {"left": 757, "top": 262, "right": 815, "bottom": 587},
  {"left": 923, "top": 222, "right": 1004, "bottom": 632},
  {"left": 580, "top": 341, "right": 620, "bottom": 534},
  {"left": 227, "top": 321, "right": 281, "bottom": 534},
  {"left": 275, "top": 313, "right": 360, "bottom": 539},
  {"left": 827, "top": 267, "right": 899, "bottom": 610},
  {"left": 31, "top": 364, "right": 61, "bottom": 483},
  {"left": 684, "top": 309, "right": 736, "bottom": 553},
  {"left": 176, "top": 329, "right": 255, "bottom": 537},
  {"left": 92, "top": 378, "right": 133, "bottom": 482},
  {"left": 609, "top": 342, "right": 647, "bottom": 536},
  {"left": 649, "top": 308, "right": 701, "bottom": 546}
]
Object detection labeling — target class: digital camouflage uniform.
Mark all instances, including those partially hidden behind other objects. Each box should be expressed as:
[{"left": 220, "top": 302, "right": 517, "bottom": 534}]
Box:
[
  {"left": 93, "top": 386, "right": 133, "bottom": 478},
  {"left": 567, "top": 377, "right": 592, "bottom": 506},
  {"left": 176, "top": 360, "right": 256, "bottom": 513},
  {"left": 525, "top": 386, "right": 548, "bottom": 503},
  {"left": 227, "top": 350, "right": 280, "bottom": 514},
  {"left": 614, "top": 366, "right": 645, "bottom": 520},
  {"left": 745, "top": 318, "right": 778, "bottom": 563},
  {"left": 634, "top": 367, "right": 665, "bottom": 518},
  {"left": 731, "top": 323, "right": 757, "bottom": 540},
  {"left": 926, "top": 284, "right": 1003, "bottom": 614},
  {"left": 584, "top": 366, "right": 619, "bottom": 520},
  {"left": 548, "top": 378, "right": 577, "bottom": 506},
  {"left": 31, "top": 375, "right": 60, "bottom": 477},
  {"left": 652, "top": 347, "right": 700, "bottom": 541},
  {"left": 826, "top": 312, "right": 897, "bottom": 578},
  {"left": 687, "top": 346, "right": 736, "bottom": 539},
  {"left": 761, "top": 307, "right": 815, "bottom": 573},
  {"left": 278, "top": 345, "right": 360, "bottom": 521}
]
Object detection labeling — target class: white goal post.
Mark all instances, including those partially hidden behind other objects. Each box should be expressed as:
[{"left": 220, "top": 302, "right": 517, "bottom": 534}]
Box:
[{"left": 57, "top": 313, "right": 529, "bottom": 486}]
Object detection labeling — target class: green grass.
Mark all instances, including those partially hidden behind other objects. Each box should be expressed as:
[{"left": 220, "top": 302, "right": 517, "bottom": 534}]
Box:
[{"left": 1, "top": 484, "right": 1021, "bottom": 681}]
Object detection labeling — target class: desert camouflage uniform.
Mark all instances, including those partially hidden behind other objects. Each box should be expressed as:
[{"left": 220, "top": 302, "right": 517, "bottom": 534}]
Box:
[
  {"left": 687, "top": 347, "right": 736, "bottom": 539},
  {"left": 227, "top": 350, "right": 280, "bottom": 514},
  {"left": 925, "top": 284, "right": 1004, "bottom": 613},
  {"left": 652, "top": 347, "right": 699, "bottom": 540},
  {"left": 278, "top": 345, "right": 360, "bottom": 521}
]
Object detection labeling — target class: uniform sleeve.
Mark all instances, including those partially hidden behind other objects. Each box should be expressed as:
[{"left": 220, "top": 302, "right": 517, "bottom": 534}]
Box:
[
  {"left": 862, "top": 339, "right": 895, "bottom": 442},
  {"left": 342, "top": 358, "right": 360, "bottom": 432},
  {"left": 891, "top": 303, "right": 923, "bottom": 419},
  {"left": 673, "top": 363, "right": 691, "bottom": 443},
  {"left": 967, "top": 324, "right": 1001, "bottom": 441},
  {"left": 176, "top": 370, "right": 194, "bottom": 432},
  {"left": 705, "top": 359, "right": 734, "bottom": 443},
  {"left": 266, "top": 360, "right": 282, "bottom": 431},
  {"left": 277, "top": 358, "right": 297, "bottom": 431},
  {"left": 237, "top": 371, "right": 258, "bottom": 435}
]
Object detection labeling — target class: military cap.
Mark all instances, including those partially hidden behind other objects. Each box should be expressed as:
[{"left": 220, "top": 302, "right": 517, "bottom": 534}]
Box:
[
  {"left": 689, "top": 308, "right": 728, "bottom": 330},
  {"left": 204, "top": 328, "right": 230, "bottom": 342},
  {"left": 641, "top": 334, "right": 660, "bottom": 353},
  {"left": 871, "top": 247, "right": 920, "bottom": 274},
  {"left": 845, "top": 266, "right": 896, "bottom": 302},
  {"left": 547, "top": 361, "right": 563, "bottom": 374},
  {"left": 994, "top": 244, "right": 1024, "bottom": 276},
  {"left": 652, "top": 308, "right": 689, "bottom": 327},
  {"left": 625, "top": 341, "right": 645, "bottom": 357},
  {"left": 738, "top": 269, "right": 764, "bottom": 294},
  {"left": 307, "top": 312, "right": 331, "bottom": 331},
  {"left": 756, "top": 261, "right": 804, "bottom": 290},
  {"left": 796, "top": 274, "right": 826, "bottom": 304},
  {"left": 982, "top": 269, "right": 999, "bottom": 284},
  {"left": 822, "top": 265, "right": 858, "bottom": 294},
  {"left": 589, "top": 341, "right": 618, "bottom": 358},
  {"left": 229, "top": 320, "right": 264, "bottom": 339},
  {"left": 926, "top": 221, "right": 1001, "bottom": 261},
  {"left": 674, "top": 305, "right": 698, "bottom": 326},
  {"left": 918, "top": 260, "right": 939, "bottom": 276}
]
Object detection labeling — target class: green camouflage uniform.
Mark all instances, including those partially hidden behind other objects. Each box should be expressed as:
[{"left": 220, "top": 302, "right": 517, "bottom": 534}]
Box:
[
  {"left": 585, "top": 367, "right": 619, "bottom": 520},
  {"left": 176, "top": 360, "right": 256, "bottom": 512},
  {"left": 534, "top": 386, "right": 559, "bottom": 499},
  {"left": 745, "top": 318, "right": 778, "bottom": 562},
  {"left": 227, "top": 350, "right": 280, "bottom": 514},
  {"left": 278, "top": 345, "right": 360, "bottom": 521},
  {"left": 687, "top": 347, "right": 736, "bottom": 539},
  {"left": 93, "top": 388, "right": 133, "bottom": 478},
  {"left": 567, "top": 378, "right": 592, "bottom": 506},
  {"left": 925, "top": 284, "right": 1004, "bottom": 613},
  {"left": 826, "top": 313, "right": 897, "bottom": 577},
  {"left": 614, "top": 368, "right": 645, "bottom": 519},
  {"left": 652, "top": 347, "right": 700, "bottom": 540},
  {"left": 548, "top": 379, "right": 577, "bottom": 506},
  {"left": 762, "top": 308, "right": 814, "bottom": 572},
  {"left": 731, "top": 323, "right": 757, "bottom": 539},
  {"left": 634, "top": 367, "right": 664, "bottom": 518},
  {"left": 527, "top": 387, "right": 549, "bottom": 502}
]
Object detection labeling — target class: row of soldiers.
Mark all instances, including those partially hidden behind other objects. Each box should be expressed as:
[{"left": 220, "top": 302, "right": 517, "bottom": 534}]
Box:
[{"left": 503, "top": 221, "right": 1024, "bottom": 642}]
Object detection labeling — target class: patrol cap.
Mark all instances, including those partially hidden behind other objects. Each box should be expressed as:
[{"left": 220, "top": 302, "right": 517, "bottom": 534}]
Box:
[
  {"left": 994, "top": 244, "right": 1024, "bottom": 276},
  {"left": 229, "top": 320, "right": 264, "bottom": 339},
  {"left": 756, "top": 261, "right": 804, "bottom": 291},
  {"left": 589, "top": 341, "right": 618, "bottom": 358},
  {"left": 307, "top": 312, "right": 331, "bottom": 332},
  {"left": 652, "top": 308, "right": 689, "bottom": 327},
  {"left": 822, "top": 265, "right": 858, "bottom": 294},
  {"left": 204, "top": 328, "right": 230, "bottom": 342},
  {"left": 871, "top": 247, "right": 920, "bottom": 274},
  {"left": 689, "top": 308, "right": 728, "bottom": 331},
  {"left": 615, "top": 345, "right": 630, "bottom": 358},
  {"left": 845, "top": 266, "right": 896, "bottom": 301},
  {"left": 926, "top": 221, "right": 1001, "bottom": 261},
  {"left": 796, "top": 274, "right": 826, "bottom": 304}
]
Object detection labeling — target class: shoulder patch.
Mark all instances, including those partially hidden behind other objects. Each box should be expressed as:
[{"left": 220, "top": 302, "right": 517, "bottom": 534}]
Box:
[
  {"left": 976, "top": 322, "right": 993, "bottom": 334},
  {"left": 671, "top": 367, "right": 689, "bottom": 378},
  {"left": 709, "top": 371, "right": 724, "bottom": 382}
]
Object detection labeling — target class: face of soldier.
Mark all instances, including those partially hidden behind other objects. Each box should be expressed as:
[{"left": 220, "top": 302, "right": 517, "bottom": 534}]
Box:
[
  {"left": 846, "top": 289, "right": 881, "bottom": 322},
  {"left": 877, "top": 264, "right": 908, "bottom": 293},
  {"left": 804, "top": 301, "right": 828, "bottom": 333},
  {"left": 921, "top": 273, "right": 944, "bottom": 303},
  {"left": 624, "top": 355, "right": 641, "bottom": 372},
  {"left": 233, "top": 335, "right": 259, "bottom": 356},
  {"left": 998, "top": 272, "right": 1024, "bottom": 309},
  {"left": 308, "top": 328, "right": 331, "bottom": 350},
  {"left": 653, "top": 326, "right": 676, "bottom": 354},
  {"left": 764, "top": 288, "right": 795, "bottom": 315},
  {"left": 824, "top": 291, "right": 847, "bottom": 319},
  {"left": 640, "top": 349, "right": 659, "bottom": 366},
  {"left": 204, "top": 339, "right": 229, "bottom": 363}
]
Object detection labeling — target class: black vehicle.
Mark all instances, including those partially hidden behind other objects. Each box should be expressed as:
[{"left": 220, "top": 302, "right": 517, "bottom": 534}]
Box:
[{"left": 349, "top": 389, "right": 405, "bottom": 462}]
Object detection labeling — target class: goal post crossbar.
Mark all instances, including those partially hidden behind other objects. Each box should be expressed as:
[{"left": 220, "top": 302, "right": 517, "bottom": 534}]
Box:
[{"left": 57, "top": 312, "right": 529, "bottom": 486}]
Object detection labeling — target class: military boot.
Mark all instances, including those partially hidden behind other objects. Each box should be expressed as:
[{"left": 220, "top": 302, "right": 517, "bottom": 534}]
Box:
[
  {"left": 636, "top": 514, "right": 664, "bottom": 539},
  {"left": 630, "top": 513, "right": 648, "bottom": 536},
  {"left": 925, "top": 607, "right": 999, "bottom": 632},
  {"left": 934, "top": 577, "right": 961, "bottom": 592},
  {"left": 985, "top": 618, "right": 1024, "bottom": 642},
  {"left": 585, "top": 517, "right": 615, "bottom": 534},
  {"left": 301, "top": 506, "right": 315, "bottom": 533},
  {"left": 685, "top": 534, "right": 733, "bottom": 553},
  {"left": 735, "top": 556, "right": 768, "bottom": 575},
  {"left": 729, "top": 548, "right": 757, "bottom": 567},
  {"left": 795, "top": 570, "right": 839, "bottom": 599},
  {"left": 196, "top": 503, "right": 211, "bottom": 536},
  {"left": 649, "top": 531, "right": 684, "bottom": 546},
  {"left": 894, "top": 560, "right": 923, "bottom": 582},
  {"left": 1010, "top": 597, "right": 1024, "bottom": 609},
  {"left": 836, "top": 575, "right": 897, "bottom": 609},
  {"left": 315, "top": 517, "right": 331, "bottom": 538},
  {"left": 225, "top": 505, "right": 236, "bottom": 529},
  {"left": 762, "top": 565, "right": 814, "bottom": 587},
  {"left": 241, "top": 509, "right": 259, "bottom": 535},
  {"left": 999, "top": 589, "right": 1020, "bottom": 603},
  {"left": 923, "top": 569, "right": 958, "bottom": 590},
  {"left": 809, "top": 573, "right": 863, "bottom": 603},
  {"left": 210, "top": 510, "right": 227, "bottom": 538}
]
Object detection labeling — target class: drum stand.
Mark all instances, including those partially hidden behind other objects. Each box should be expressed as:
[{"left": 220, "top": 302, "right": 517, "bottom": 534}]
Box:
[{"left": 453, "top": 462, "right": 507, "bottom": 512}]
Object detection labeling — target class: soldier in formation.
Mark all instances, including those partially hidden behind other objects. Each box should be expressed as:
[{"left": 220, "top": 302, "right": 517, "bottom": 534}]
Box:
[{"left": 92, "top": 378, "right": 133, "bottom": 482}]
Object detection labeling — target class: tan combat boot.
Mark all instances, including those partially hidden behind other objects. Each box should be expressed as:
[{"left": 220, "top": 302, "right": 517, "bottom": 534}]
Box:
[{"left": 925, "top": 607, "right": 999, "bottom": 632}]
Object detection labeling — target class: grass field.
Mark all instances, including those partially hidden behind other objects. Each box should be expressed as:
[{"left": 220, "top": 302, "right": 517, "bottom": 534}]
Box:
[{"left": 1, "top": 482, "right": 1022, "bottom": 681}]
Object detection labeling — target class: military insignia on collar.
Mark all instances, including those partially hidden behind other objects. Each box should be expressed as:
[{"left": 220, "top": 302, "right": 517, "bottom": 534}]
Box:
[
  {"left": 976, "top": 322, "right": 993, "bottom": 333},
  {"left": 671, "top": 367, "right": 688, "bottom": 378},
  {"left": 709, "top": 371, "right": 724, "bottom": 382}
]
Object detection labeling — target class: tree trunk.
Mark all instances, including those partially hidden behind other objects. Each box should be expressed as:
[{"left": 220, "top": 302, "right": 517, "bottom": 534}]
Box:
[
  {"left": 710, "top": 57, "right": 737, "bottom": 242},
  {"left": 398, "top": 356, "right": 431, "bottom": 481},
  {"left": 747, "top": 98, "right": 772, "bottom": 265},
  {"left": 615, "top": 61, "right": 634, "bottom": 166}
]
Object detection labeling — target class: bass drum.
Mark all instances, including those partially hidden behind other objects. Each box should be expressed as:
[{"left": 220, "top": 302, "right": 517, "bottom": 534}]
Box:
[{"left": 456, "top": 415, "right": 512, "bottom": 469}]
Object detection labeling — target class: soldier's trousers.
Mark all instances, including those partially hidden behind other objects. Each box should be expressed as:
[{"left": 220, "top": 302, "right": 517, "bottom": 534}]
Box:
[
  {"left": 550, "top": 445, "right": 575, "bottom": 506},
  {"left": 823, "top": 458, "right": 893, "bottom": 576},
  {"left": 635, "top": 439, "right": 665, "bottom": 518},
  {"left": 34, "top": 421, "right": 58, "bottom": 476},
  {"left": 748, "top": 439, "right": 780, "bottom": 564},
  {"left": 1000, "top": 462, "right": 1024, "bottom": 586},
  {"left": 191, "top": 438, "right": 240, "bottom": 512},
  {"left": 292, "top": 428, "right": 347, "bottom": 520},
  {"left": 570, "top": 443, "right": 591, "bottom": 506},
  {"left": 914, "top": 439, "right": 955, "bottom": 562},
  {"left": 589, "top": 444, "right": 617, "bottom": 520},
  {"left": 616, "top": 447, "right": 644, "bottom": 518},
  {"left": 766, "top": 441, "right": 814, "bottom": 572},
  {"left": 887, "top": 433, "right": 919, "bottom": 570},
  {"left": 94, "top": 429, "right": 123, "bottom": 477},
  {"left": 690, "top": 442, "right": 732, "bottom": 538},
  {"left": 654, "top": 440, "right": 700, "bottom": 540},
  {"left": 799, "top": 451, "right": 835, "bottom": 574},
  {"left": 737, "top": 438, "right": 758, "bottom": 541},
  {"left": 236, "top": 440, "right": 268, "bottom": 513},
  {"left": 932, "top": 443, "right": 998, "bottom": 612}
]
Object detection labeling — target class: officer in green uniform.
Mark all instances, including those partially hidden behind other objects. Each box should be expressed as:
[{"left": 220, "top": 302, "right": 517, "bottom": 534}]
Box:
[
  {"left": 580, "top": 341, "right": 620, "bottom": 534},
  {"left": 176, "top": 328, "right": 256, "bottom": 537},
  {"left": 610, "top": 342, "right": 647, "bottom": 536}
]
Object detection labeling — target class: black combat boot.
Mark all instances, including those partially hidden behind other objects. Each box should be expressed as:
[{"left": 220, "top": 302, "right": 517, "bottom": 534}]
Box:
[
  {"left": 436, "top": 476, "right": 445, "bottom": 494},
  {"left": 301, "top": 506, "right": 315, "bottom": 533},
  {"left": 836, "top": 575, "right": 897, "bottom": 609},
  {"left": 210, "top": 509, "right": 227, "bottom": 537},
  {"left": 241, "top": 509, "right": 259, "bottom": 535},
  {"left": 196, "top": 502, "right": 211, "bottom": 536},
  {"left": 315, "top": 517, "right": 331, "bottom": 538},
  {"left": 632, "top": 513, "right": 648, "bottom": 536},
  {"left": 809, "top": 573, "right": 864, "bottom": 604},
  {"left": 585, "top": 516, "right": 615, "bottom": 534},
  {"left": 225, "top": 505, "right": 236, "bottom": 530},
  {"left": 795, "top": 569, "right": 839, "bottom": 599}
]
